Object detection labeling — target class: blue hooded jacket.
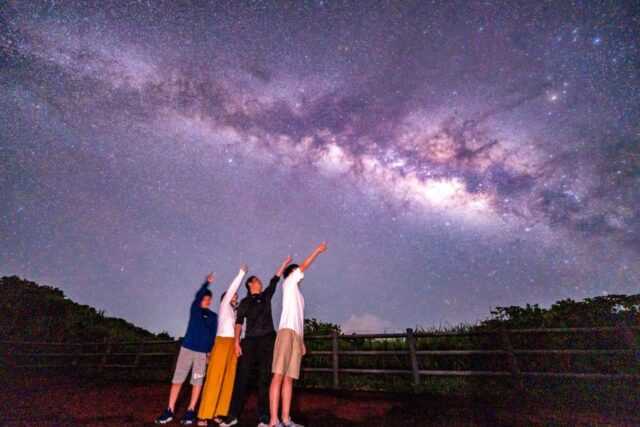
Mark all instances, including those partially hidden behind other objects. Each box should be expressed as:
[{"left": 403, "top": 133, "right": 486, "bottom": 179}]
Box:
[{"left": 181, "top": 282, "right": 218, "bottom": 353}]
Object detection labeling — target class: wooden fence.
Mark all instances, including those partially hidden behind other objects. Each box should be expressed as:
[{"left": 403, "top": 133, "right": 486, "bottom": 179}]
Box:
[{"left": 2, "top": 325, "right": 639, "bottom": 391}]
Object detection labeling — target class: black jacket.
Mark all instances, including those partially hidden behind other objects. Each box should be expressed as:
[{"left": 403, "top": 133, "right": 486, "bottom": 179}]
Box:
[{"left": 235, "top": 275, "right": 280, "bottom": 338}]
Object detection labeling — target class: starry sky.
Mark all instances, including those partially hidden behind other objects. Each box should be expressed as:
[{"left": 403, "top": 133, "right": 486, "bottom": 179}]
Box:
[{"left": 1, "top": 1, "right": 638, "bottom": 336}]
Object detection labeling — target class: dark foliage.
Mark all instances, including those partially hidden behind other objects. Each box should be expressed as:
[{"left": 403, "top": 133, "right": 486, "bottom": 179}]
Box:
[
  {"left": 480, "top": 294, "right": 640, "bottom": 329},
  {"left": 0, "top": 276, "right": 171, "bottom": 342},
  {"left": 304, "top": 318, "right": 342, "bottom": 336}
]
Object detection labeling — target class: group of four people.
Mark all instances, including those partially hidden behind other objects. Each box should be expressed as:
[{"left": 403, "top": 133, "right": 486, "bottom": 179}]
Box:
[{"left": 155, "top": 242, "right": 328, "bottom": 427}]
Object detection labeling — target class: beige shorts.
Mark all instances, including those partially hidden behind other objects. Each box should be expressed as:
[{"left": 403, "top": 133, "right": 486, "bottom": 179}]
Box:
[{"left": 272, "top": 328, "right": 303, "bottom": 379}]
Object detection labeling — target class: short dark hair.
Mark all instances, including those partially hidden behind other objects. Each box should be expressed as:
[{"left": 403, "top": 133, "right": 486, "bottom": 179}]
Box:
[
  {"left": 283, "top": 264, "right": 299, "bottom": 279},
  {"left": 204, "top": 290, "right": 212, "bottom": 298},
  {"left": 245, "top": 275, "right": 257, "bottom": 292}
]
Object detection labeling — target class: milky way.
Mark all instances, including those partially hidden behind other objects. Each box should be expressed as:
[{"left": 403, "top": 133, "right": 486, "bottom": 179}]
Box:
[{"left": 1, "top": 1, "right": 638, "bottom": 335}]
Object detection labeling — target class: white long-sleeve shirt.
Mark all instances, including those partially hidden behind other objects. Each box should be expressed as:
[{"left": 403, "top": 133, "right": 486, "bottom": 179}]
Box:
[
  {"left": 217, "top": 269, "right": 246, "bottom": 337},
  {"left": 278, "top": 267, "right": 305, "bottom": 338}
]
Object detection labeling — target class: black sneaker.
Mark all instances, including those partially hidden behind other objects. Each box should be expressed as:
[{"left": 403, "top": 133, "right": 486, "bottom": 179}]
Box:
[
  {"left": 181, "top": 409, "right": 196, "bottom": 425},
  {"left": 156, "top": 408, "right": 174, "bottom": 424}
]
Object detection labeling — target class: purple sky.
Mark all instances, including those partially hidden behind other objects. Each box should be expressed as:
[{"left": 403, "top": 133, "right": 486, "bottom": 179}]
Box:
[{"left": 1, "top": 1, "right": 638, "bottom": 336}]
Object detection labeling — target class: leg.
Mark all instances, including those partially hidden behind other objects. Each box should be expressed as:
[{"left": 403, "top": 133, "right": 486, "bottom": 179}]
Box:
[
  {"left": 213, "top": 339, "right": 238, "bottom": 417},
  {"left": 257, "top": 335, "right": 275, "bottom": 422},
  {"left": 169, "top": 347, "right": 194, "bottom": 411},
  {"left": 188, "top": 350, "right": 208, "bottom": 410},
  {"left": 269, "top": 373, "right": 284, "bottom": 426},
  {"left": 188, "top": 384, "right": 202, "bottom": 410},
  {"left": 229, "top": 337, "right": 258, "bottom": 419},
  {"left": 279, "top": 330, "right": 302, "bottom": 424},
  {"left": 168, "top": 382, "right": 182, "bottom": 412},
  {"left": 280, "top": 376, "right": 293, "bottom": 423},
  {"left": 198, "top": 339, "right": 228, "bottom": 420}
]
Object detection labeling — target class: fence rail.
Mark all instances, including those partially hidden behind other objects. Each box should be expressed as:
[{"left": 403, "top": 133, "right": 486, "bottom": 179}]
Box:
[{"left": 2, "top": 325, "right": 639, "bottom": 391}]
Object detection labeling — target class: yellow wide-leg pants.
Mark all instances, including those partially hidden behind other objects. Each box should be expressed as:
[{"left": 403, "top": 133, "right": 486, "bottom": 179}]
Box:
[{"left": 197, "top": 336, "right": 237, "bottom": 419}]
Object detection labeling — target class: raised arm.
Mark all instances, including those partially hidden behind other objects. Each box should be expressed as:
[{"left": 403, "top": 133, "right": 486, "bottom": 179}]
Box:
[
  {"left": 221, "top": 265, "right": 248, "bottom": 307},
  {"left": 264, "top": 255, "right": 293, "bottom": 298},
  {"left": 191, "top": 273, "right": 215, "bottom": 313},
  {"left": 276, "top": 254, "right": 294, "bottom": 277},
  {"left": 299, "top": 242, "right": 327, "bottom": 272}
]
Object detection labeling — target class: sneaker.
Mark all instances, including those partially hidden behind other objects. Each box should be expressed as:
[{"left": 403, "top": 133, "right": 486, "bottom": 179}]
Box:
[
  {"left": 257, "top": 423, "right": 270, "bottom": 427},
  {"left": 181, "top": 409, "right": 196, "bottom": 425},
  {"left": 219, "top": 417, "right": 238, "bottom": 427},
  {"left": 282, "top": 420, "right": 304, "bottom": 427},
  {"left": 155, "top": 408, "right": 174, "bottom": 424}
]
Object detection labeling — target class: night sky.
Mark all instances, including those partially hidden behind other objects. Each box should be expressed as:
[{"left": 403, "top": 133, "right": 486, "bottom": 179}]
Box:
[{"left": 1, "top": 1, "right": 638, "bottom": 336}]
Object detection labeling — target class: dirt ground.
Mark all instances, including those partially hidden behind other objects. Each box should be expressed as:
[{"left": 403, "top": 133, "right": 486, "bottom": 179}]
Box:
[{"left": 1, "top": 377, "right": 639, "bottom": 426}]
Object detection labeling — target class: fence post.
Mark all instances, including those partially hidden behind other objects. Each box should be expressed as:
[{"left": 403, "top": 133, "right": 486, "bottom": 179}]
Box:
[
  {"left": 133, "top": 342, "right": 143, "bottom": 375},
  {"left": 100, "top": 339, "right": 111, "bottom": 374},
  {"left": 620, "top": 322, "right": 640, "bottom": 375},
  {"left": 72, "top": 343, "right": 81, "bottom": 367},
  {"left": 499, "top": 327, "right": 522, "bottom": 388},
  {"left": 620, "top": 322, "right": 638, "bottom": 352},
  {"left": 406, "top": 328, "right": 420, "bottom": 390},
  {"left": 332, "top": 330, "right": 340, "bottom": 389}
]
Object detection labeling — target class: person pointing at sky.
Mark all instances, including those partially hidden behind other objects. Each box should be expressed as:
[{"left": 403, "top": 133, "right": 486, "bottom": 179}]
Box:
[
  {"left": 219, "top": 254, "right": 293, "bottom": 427},
  {"left": 155, "top": 273, "right": 218, "bottom": 425},
  {"left": 197, "top": 265, "right": 248, "bottom": 426},
  {"left": 269, "top": 242, "right": 328, "bottom": 427}
]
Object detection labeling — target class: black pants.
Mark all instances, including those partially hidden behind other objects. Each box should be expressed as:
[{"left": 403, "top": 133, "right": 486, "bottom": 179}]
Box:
[{"left": 229, "top": 333, "right": 275, "bottom": 421}]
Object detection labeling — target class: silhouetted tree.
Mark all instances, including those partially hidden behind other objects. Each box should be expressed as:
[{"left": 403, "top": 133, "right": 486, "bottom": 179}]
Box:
[
  {"left": 0, "top": 276, "right": 173, "bottom": 342},
  {"left": 481, "top": 294, "right": 640, "bottom": 329},
  {"left": 304, "top": 318, "right": 341, "bottom": 336}
]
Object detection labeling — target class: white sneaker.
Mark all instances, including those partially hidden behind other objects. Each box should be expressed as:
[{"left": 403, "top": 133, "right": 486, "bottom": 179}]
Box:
[{"left": 257, "top": 423, "right": 270, "bottom": 427}]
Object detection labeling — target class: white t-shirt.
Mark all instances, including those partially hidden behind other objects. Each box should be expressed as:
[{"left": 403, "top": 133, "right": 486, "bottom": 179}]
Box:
[
  {"left": 278, "top": 267, "right": 305, "bottom": 338},
  {"left": 217, "top": 269, "right": 246, "bottom": 338}
]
